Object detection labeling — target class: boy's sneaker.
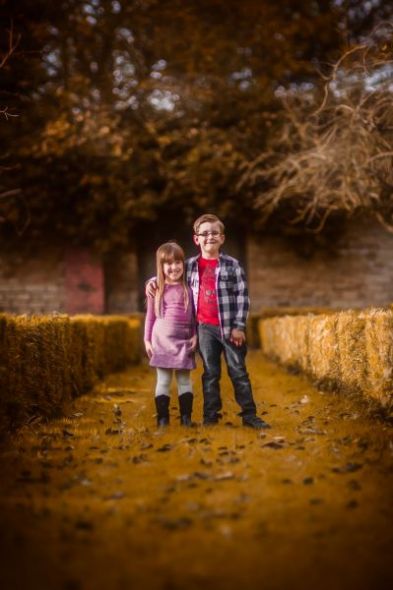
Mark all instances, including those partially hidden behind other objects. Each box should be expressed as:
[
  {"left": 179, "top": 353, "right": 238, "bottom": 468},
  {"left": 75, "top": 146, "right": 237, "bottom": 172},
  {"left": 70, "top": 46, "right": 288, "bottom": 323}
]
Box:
[
  {"left": 242, "top": 415, "right": 271, "bottom": 430},
  {"left": 203, "top": 415, "right": 220, "bottom": 426}
]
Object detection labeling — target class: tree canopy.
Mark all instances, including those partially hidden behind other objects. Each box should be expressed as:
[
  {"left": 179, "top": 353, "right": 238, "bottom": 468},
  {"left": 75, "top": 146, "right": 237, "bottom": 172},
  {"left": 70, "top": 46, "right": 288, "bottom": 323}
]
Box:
[{"left": 1, "top": 0, "right": 392, "bottom": 254}]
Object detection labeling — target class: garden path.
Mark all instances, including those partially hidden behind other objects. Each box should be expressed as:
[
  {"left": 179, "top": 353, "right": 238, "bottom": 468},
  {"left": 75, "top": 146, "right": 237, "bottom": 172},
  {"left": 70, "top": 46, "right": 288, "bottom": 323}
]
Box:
[{"left": 0, "top": 352, "right": 392, "bottom": 590}]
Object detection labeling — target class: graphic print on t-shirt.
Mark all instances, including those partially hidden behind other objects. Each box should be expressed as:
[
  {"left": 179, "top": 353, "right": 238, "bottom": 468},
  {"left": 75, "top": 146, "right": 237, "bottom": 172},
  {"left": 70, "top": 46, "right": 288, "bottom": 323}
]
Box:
[
  {"left": 202, "top": 264, "right": 216, "bottom": 305},
  {"left": 197, "top": 258, "right": 220, "bottom": 325}
]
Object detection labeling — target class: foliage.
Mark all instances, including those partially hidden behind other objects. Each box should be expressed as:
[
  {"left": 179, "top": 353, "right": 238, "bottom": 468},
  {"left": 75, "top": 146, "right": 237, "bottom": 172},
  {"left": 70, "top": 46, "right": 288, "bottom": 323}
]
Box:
[{"left": 1, "top": 0, "right": 393, "bottom": 253}]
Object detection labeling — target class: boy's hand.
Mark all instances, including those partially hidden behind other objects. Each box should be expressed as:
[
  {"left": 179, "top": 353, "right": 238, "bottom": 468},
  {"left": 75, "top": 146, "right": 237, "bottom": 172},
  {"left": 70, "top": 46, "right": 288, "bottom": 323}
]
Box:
[
  {"left": 190, "top": 334, "right": 198, "bottom": 352},
  {"left": 146, "top": 279, "right": 158, "bottom": 298},
  {"left": 144, "top": 341, "right": 153, "bottom": 358},
  {"left": 230, "top": 328, "right": 246, "bottom": 347}
]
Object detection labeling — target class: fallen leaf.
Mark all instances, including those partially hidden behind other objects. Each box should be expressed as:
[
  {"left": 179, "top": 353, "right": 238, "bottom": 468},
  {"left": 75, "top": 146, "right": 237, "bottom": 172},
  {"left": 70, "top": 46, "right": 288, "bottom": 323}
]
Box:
[
  {"left": 193, "top": 471, "right": 211, "bottom": 480},
  {"left": 214, "top": 472, "right": 235, "bottom": 481},
  {"left": 105, "top": 428, "right": 121, "bottom": 435},
  {"left": 113, "top": 404, "right": 122, "bottom": 417},
  {"left": 62, "top": 429, "right": 74, "bottom": 438},
  {"left": 79, "top": 477, "right": 92, "bottom": 487},
  {"left": 346, "top": 499, "right": 359, "bottom": 509},
  {"left": 298, "top": 427, "right": 327, "bottom": 435},
  {"left": 176, "top": 474, "right": 192, "bottom": 482},
  {"left": 104, "top": 491, "right": 125, "bottom": 500},
  {"left": 75, "top": 520, "right": 94, "bottom": 530},
  {"left": 262, "top": 441, "right": 284, "bottom": 450},
  {"left": 332, "top": 462, "right": 363, "bottom": 474},
  {"left": 156, "top": 516, "right": 193, "bottom": 530},
  {"left": 156, "top": 444, "right": 173, "bottom": 453},
  {"left": 131, "top": 454, "right": 148, "bottom": 464},
  {"left": 303, "top": 477, "right": 314, "bottom": 485},
  {"left": 140, "top": 442, "right": 153, "bottom": 450},
  {"left": 348, "top": 479, "right": 362, "bottom": 490},
  {"left": 200, "top": 458, "right": 213, "bottom": 467}
]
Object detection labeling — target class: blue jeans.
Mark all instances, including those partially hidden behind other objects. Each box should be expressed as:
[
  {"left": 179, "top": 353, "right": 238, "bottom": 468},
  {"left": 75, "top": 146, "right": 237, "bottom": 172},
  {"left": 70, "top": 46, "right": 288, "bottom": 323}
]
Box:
[{"left": 197, "top": 323, "right": 257, "bottom": 420}]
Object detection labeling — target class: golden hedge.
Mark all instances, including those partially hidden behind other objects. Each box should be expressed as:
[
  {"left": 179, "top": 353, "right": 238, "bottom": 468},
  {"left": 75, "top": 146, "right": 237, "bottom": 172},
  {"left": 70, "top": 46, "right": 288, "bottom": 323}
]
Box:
[
  {"left": 0, "top": 313, "right": 141, "bottom": 436},
  {"left": 258, "top": 307, "right": 393, "bottom": 409}
]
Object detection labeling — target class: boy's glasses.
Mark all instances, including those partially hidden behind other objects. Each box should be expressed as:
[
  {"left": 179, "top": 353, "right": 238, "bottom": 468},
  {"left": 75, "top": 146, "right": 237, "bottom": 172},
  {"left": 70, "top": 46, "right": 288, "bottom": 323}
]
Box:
[{"left": 196, "top": 231, "right": 222, "bottom": 237}]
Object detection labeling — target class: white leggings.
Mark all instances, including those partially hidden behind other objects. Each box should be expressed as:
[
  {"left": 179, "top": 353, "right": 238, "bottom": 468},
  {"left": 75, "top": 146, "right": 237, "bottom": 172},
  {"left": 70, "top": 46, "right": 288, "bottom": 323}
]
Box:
[{"left": 155, "top": 368, "right": 192, "bottom": 398}]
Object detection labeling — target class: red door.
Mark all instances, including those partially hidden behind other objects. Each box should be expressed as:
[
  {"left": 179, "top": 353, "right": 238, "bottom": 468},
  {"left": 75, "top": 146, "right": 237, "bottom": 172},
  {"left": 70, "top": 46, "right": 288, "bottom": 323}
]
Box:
[{"left": 64, "top": 248, "right": 104, "bottom": 314}]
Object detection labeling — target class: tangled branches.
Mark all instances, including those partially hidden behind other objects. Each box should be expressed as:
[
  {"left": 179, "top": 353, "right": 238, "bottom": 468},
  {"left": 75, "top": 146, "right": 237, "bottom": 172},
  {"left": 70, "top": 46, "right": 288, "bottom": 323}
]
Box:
[
  {"left": 0, "top": 20, "right": 25, "bottom": 233},
  {"left": 239, "top": 27, "right": 393, "bottom": 232}
]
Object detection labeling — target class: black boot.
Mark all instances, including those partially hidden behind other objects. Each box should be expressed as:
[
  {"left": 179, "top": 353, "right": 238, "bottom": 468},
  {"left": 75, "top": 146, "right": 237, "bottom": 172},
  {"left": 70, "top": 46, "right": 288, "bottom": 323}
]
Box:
[
  {"left": 155, "top": 395, "right": 170, "bottom": 427},
  {"left": 179, "top": 392, "right": 193, "bottom": 427}
]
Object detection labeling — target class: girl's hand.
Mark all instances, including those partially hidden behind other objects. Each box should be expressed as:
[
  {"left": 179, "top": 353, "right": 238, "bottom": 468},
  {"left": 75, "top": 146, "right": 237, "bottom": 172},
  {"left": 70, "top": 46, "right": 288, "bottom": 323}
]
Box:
[
  {"left": 190, "top": 334, "right": 198, "bottom": 352},
  {"left": 145, "top": 279, "right": 158, "bottom": 298},
  {"left": 144, "top": 341, "right": 153, "bottom": 358}
]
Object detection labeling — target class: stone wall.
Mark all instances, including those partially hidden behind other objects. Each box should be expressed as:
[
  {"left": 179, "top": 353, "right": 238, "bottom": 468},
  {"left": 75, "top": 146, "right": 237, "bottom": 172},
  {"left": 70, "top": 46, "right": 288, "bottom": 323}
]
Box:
[
  {"left": 1, "top": 218, "right": 392, "bottom": 315},
  {"left": 0, "top": 248, "right": 138, "bottom": 315},
  {"left": 247, "top": 219, "right": 393, "bottom": 311},
  {"left": 105, "top": 252, "right": 139, "bottom": 313},
  {"left": 0, "top": 250, "right": 65, "bottom": 314}
]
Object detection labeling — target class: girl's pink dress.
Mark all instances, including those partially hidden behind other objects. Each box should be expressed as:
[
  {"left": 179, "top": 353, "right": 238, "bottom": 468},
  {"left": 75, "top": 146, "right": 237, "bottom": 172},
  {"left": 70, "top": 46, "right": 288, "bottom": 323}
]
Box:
[{"left": 144, "top": 284, "right": 196, "bottom": 370}]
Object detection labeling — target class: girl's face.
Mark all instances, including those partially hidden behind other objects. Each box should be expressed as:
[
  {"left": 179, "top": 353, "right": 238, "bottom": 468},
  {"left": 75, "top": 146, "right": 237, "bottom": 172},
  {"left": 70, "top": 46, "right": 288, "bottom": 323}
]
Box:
[{"left": 162, "top": 258, "right": 184, "bottom": 283}]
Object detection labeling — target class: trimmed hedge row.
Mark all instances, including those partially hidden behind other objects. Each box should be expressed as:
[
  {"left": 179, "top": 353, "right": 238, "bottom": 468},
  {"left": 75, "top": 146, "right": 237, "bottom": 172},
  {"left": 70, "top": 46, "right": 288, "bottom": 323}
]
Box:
[
  {"left": 0, "top": 313, "right": 141, "bottom": 436},
  {"left": 258, "top": 308, "right": 393, "bottom": 409},
  {"left": 247, "top": 307, "right": 338, "bottom": 349}
]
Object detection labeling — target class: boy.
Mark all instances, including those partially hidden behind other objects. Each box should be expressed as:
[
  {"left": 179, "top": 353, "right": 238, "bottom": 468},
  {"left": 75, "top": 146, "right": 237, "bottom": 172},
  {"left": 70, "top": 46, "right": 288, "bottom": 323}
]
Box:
[{"left": 147, "top": 213, "right": 271, "bottom": 430}]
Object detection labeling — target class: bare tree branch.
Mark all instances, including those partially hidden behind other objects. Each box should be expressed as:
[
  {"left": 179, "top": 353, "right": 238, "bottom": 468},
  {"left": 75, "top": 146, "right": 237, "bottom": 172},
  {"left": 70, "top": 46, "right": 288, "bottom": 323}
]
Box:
[
  {"left": 0, "top": 19, "right": 25, "bottom": 231},
  {"left": 0, "top": 19, "right": 21, "bottom": 69},
  {"left": 0, "top": 106, "right": 19, "bottom": 120},
  {"left": 239, "top": 24, "right": 393, "bottom": 232}
]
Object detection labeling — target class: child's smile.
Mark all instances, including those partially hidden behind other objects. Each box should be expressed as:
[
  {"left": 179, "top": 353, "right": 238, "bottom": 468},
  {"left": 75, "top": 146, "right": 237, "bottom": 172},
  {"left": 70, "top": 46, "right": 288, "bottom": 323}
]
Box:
[
  {"left": 193, "top": 221, "right": 225, "bottom": 259},
  {"left": 163, "top": 259, "right": 184, "bottom": 283}
]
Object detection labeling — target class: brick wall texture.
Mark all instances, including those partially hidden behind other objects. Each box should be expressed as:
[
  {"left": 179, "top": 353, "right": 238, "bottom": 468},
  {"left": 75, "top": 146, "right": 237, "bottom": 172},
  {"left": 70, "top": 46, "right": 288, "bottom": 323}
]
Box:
[
  {"left": 0, "top": 250, "right": 66, "bottom": 315},
  {"left": 1, "top": 219, "right": 392, "bottom": 315},
  {"left": 247, "top": 219, "right": 393, "bottom": 311},
  {"left": 104, "top": 252, "right": 139, "bottom": 313},
  {"left": 0, "top": 248, "right": 138, "bottom": 315}
]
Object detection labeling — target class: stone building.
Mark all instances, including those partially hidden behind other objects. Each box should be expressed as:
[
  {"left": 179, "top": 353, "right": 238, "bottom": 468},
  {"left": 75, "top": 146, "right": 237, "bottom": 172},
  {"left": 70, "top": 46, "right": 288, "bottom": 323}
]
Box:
[{"left": 1, "top": 217, "right": 392, "bottom": 315}]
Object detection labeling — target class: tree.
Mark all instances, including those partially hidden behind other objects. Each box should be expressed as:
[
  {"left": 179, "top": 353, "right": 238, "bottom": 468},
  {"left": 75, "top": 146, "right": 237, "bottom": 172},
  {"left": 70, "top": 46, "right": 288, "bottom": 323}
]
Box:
[
  {"left": 0, "top": 12, "right": 22, "bottom": 231},
  {"left": 1, "top": 0, "right": 392, "bottom": 254},
  {"left": 238, "top": 27, "right": 393, "bottom": 233}
]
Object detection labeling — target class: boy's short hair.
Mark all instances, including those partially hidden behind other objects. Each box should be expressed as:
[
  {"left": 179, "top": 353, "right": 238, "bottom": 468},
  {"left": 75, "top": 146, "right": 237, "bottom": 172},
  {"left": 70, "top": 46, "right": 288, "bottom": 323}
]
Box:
[{"left": 193, "top": 214, "right": 225, "bottom": 235}]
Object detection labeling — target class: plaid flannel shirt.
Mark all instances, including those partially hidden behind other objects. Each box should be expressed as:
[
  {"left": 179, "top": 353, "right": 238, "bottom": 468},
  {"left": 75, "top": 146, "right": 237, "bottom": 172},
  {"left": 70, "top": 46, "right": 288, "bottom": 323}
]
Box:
[{"left": 186, "top": 252, "right": 250, "bottom": 340}]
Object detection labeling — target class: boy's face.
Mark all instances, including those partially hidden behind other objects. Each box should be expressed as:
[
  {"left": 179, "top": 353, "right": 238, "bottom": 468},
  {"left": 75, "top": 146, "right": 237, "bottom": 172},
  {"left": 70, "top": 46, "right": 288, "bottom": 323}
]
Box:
[{"left": 193, "top": 221, "right": 225, "bottom": 258}]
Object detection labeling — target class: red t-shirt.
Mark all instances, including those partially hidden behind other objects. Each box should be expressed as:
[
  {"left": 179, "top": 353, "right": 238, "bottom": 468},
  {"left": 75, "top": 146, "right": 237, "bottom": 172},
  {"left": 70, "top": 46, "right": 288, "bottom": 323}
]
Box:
[{"left": 197, "top": 257, "right": 220, "bottom": 326}]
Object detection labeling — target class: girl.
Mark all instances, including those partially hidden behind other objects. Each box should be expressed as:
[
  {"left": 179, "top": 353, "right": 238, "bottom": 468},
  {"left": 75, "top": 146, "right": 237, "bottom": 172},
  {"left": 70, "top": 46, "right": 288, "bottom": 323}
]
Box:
[{"left": 144, "top": 242, "right": 197, "bottom": 427}]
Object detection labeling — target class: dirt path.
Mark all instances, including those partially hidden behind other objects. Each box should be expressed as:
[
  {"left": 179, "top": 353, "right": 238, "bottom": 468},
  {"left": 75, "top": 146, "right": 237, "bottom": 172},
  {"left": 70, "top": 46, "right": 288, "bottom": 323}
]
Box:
[{"left": 0, "top": 352, "right": 392, "bottom": 590}]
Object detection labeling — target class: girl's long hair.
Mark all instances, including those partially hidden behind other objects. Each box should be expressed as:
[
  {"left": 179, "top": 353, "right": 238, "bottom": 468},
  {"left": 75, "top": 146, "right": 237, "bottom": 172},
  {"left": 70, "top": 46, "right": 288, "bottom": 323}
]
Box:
[{"left": 155, "top": 242, "right": 189, "bottom": 317}]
